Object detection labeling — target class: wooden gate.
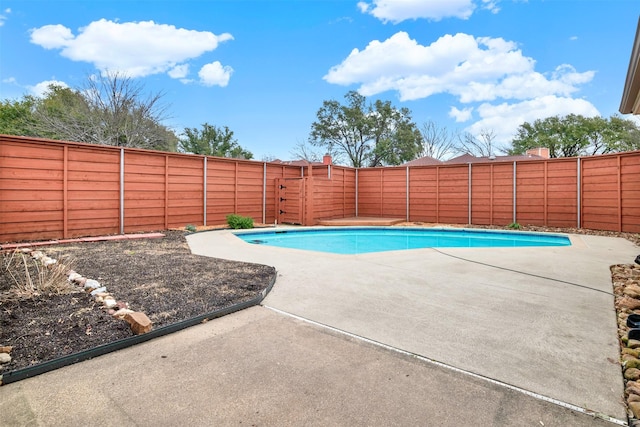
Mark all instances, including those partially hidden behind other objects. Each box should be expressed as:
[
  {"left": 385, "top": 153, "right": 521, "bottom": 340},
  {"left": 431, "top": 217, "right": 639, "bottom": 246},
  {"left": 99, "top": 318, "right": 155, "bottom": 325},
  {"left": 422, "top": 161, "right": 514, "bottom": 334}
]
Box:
[{"left": 276, "top": 178, "right": 305, "bottom": 224}]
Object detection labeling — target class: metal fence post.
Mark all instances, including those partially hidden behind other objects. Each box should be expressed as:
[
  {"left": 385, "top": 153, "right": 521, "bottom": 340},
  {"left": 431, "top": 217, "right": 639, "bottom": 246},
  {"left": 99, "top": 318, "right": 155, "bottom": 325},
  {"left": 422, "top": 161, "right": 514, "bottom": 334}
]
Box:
[
  {"left": 513, "top": 161, "right": 517, "bottom": 224},
  {"left": 468, "top": 163, "right": 472, "bottom": 224},
  {"left": 120, "top": 148, "right": 125, "bottom": 235},
  {"left": 263, "top": 162, "right": 267, "bottom": 224},
  {"left": 406, "top": 167, "right": 410, "bottom": 222},
  {"left": 203, "top": 157, "right": 207, "bottom": 226},
  {"left": 577, "top": 157, "right": 581, "bottom": 228}
]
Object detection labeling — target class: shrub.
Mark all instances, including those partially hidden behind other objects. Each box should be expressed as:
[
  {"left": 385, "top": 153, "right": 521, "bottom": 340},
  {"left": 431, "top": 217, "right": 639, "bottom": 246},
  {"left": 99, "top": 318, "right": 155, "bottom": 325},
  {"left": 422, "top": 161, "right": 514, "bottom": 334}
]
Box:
[
  {"left": 1, "top": 250, "right": 75, "bottom": 299},
  {"left": 185, "top": 224, "right": 197, "bottom": 232},
  {"left": 226, "top": 214, "right": 254, "bottom": 229},
  {"left": 507, "top": 222, "right": 521, "bottom": 230}
]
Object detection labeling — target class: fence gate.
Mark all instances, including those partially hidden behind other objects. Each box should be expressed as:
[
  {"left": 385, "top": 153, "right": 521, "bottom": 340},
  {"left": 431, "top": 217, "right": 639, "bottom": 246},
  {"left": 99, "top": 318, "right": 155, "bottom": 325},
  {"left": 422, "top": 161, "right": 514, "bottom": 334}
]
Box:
[{"left": 276, "top": 178, "right": 305, "bottom": 225}]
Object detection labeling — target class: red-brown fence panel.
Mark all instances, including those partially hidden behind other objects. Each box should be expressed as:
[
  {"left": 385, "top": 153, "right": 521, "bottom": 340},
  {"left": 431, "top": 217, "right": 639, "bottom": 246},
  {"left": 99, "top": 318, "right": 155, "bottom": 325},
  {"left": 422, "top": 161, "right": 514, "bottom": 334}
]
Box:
[
  {"left": 621, "top": 153, "right": 640, "bottom": 233},
  {"left": 357, "top": 168, "right": 384, "bottom": 217},
  {"left": 545, "top": 159, "right": 578, "bottom": 228},
  {"left": 515, "top": 162, "right": 546, "bottom": 226},
  {"left": 437, "top": 165, "right": 469, "bottom": 224},
  {"left": 167, "top": 155, "right": 204, "bottom": 228},
  {"left": 408, "top": 167, "right": 438, "bottom": 222},
  {"left": 581, "top": 156, "right": 620, "bottom": 231},
  {"left": 124, "top": 151, "right": 167, "bottom": 233},
  {"left": 67, "top": 145, "right": 120, "bottom": 237},
  {"left": 0, "top": 139, "right": 64, "bottom": 242}
]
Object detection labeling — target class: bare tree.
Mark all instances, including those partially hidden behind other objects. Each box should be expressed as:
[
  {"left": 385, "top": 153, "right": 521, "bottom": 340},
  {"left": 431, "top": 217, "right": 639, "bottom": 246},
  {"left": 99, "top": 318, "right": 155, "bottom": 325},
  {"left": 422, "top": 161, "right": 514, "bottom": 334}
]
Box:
[
  {"left": 419, "top": 120, "right": 457, "bottom": 160},
  {"left": 455, "top": 128, "right": 505, "bottom": 157},
  {"left": 289, "top": 139, "right": 344, "bottom": 164},
  {"left": 30, "top": 72, "right": 176, "bottom": 151}
]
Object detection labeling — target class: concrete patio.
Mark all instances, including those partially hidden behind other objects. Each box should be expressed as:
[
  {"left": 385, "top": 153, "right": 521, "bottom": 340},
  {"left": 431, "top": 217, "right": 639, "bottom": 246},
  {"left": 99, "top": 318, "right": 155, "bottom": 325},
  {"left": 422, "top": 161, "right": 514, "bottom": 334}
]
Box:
[{"left": 1, "top": 226, "right": 637, "bottom": 426}]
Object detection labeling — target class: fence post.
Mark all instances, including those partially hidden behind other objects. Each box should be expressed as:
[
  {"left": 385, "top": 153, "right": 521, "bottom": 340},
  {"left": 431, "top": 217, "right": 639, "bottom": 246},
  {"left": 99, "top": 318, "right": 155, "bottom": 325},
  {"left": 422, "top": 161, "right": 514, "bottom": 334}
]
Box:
[
  {"left": 406, "top": 167, "right": 410, "bottom": 222},
  {"left": 63, "top": 146, "right": 68, "bottom": 238},
  {"left": 355, "top": 169, "right": 359, "bottom": 217},
  {"left": 468, "top": 163, "right": 472, "bottom": 225},
  {"left": 577, "top": 157, "right": 581, "bottom": 228},
  {"left": 263, "top": 162, "right": 267, "bottom": 225},
  {"left": 513, "top": 161, "right": 517, "bottom": 224},
  {"left": 120, "top": 148, "right": 125, "bottom": 235},
  {"left": 203, "top": 157, "right": 207, "bottom": 226}
]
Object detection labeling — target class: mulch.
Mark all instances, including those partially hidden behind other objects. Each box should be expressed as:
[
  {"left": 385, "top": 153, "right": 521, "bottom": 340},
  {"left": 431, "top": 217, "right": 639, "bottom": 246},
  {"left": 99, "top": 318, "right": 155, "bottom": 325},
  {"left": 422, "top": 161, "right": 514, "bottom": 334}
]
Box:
[{"left": 0, "top": 230, "right": 276, "bottom": 375}]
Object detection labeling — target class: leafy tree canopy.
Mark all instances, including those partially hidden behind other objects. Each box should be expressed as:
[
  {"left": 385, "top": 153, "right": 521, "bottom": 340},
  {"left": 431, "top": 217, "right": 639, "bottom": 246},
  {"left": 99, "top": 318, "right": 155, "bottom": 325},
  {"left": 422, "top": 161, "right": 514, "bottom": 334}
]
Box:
[
  {"left": 509, "top": 114, "right": 640, "bottom": 158},
  {"left": 1, "top": 72, "right": 178, "bottom": 151},
  {"left": 0, "top": 97, "right": 36, "bottom": 136},
  {"left": 178, "top": 123, "right": 253, "bottom": 159},
  {"left": 309, "top": 91, "right": 423, "bottom": 167}
]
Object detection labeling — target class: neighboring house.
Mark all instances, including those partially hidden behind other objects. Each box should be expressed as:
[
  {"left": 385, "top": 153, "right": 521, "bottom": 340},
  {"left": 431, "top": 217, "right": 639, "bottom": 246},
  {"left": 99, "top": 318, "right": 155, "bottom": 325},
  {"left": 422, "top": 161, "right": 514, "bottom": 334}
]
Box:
[
  {"left": 402, "top": 156, "right": 443, "bottom": 167},
  {"left": 271, "top": 154, "right": 333, "bottom": 167},
  {"left": 403, "top": 148, "right": 549, "bottom": 166},
  {"left": 443, "top": 148, "right": 549, "bottom": 164},
  {"left": 620, "top": 17, "right": 640, "bottom": 114}
]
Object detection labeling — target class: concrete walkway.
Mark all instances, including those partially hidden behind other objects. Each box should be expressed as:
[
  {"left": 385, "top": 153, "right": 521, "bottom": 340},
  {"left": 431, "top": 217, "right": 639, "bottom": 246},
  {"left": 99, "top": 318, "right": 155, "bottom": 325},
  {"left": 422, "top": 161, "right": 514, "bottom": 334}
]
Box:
[
  {"left": 1, "top": 227, "right": 637, "bottom": 426},
  {"left": 186, "top": 227, "right": 638, "bottom": 424}
]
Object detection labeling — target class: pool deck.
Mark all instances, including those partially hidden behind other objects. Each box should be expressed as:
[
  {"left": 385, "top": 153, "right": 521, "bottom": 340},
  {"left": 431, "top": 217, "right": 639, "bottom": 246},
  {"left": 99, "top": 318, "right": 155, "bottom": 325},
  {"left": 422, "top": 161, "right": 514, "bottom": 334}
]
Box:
[
  {"left": 1, "top": 226, "right": 637, "bottom": 426},
  {"left": 316, "top": 216, "right": 405, "bottom": 226}
]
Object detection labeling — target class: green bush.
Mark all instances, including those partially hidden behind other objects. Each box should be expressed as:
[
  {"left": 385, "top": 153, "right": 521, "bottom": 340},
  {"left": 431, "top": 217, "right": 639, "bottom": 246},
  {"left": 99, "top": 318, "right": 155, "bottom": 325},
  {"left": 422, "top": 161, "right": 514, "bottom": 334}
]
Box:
[
  {"left": 507, "top": 222, "right": 521, "bottom": 230},
  {"left": 185, "top": 224, "right": 197, "bottom": 232},
  {"left": 226, "top": 214, "right": 254, "bottom": 229}
]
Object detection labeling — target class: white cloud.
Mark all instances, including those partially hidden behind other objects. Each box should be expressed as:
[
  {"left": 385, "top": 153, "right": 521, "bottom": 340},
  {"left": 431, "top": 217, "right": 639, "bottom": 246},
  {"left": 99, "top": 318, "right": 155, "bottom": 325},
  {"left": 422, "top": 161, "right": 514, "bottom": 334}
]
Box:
[
  {"left": 481, "top": 0, "right": 500, "bottom": 14},
  {"left": 449, "top": 106, "right": 473, "bottom": 122},
  {"left": 358, "top": 0, "right": 476, "bottom": 23},
  {"left": 466, "top": 96, "right": 600, "bottom": 144},
  {"left": 325, "top": 31, "right": 598, "bottom": 146},
  {"left": 0, "top": 8, "right": 10, "bottom": 26},
  {"left": 28, "top": 80, "right": 69, "bottom": 97},
  {"left": 29, "top": 19, "right": 233, "bottom": 81},
  {"left": 324, "top": 32, "right": 594, "bottom": 104},
  {"left": 168, "top": 64, "right": 190, "bottom": 79},
  {"left": 198, "top": 61, "right": 233, "bottom": 87}
]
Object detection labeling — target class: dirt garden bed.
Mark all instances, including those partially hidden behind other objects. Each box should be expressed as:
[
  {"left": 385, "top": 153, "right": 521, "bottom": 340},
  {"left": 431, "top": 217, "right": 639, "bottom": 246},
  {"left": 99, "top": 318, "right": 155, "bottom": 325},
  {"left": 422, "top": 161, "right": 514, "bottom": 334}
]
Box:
[{"left": 0, "top": 229, "right": 276, "bottom": 377}]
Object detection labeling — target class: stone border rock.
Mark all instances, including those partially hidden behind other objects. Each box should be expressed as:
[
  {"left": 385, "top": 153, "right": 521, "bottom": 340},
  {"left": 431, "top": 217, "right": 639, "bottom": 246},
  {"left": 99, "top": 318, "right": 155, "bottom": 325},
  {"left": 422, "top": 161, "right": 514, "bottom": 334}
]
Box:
[
  {"left": 0, "top": 247, "right": 153, "bottom": 369},
  {"left": 613, "top": 263, "right": 640, "bottom": 426}
]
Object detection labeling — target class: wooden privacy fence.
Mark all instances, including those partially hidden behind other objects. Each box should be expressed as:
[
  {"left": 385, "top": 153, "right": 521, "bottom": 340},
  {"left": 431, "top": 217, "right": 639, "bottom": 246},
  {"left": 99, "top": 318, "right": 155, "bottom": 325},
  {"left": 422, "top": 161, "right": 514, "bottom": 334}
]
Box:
[
  {"left": 1, "top": 134, "right": 639, "bottom": 242},
  {"left": 357, "top": 152, "right": 640, "bottom": 233},
  {"left": 0, "top": 135, "right": 355, "bottom": 242}
]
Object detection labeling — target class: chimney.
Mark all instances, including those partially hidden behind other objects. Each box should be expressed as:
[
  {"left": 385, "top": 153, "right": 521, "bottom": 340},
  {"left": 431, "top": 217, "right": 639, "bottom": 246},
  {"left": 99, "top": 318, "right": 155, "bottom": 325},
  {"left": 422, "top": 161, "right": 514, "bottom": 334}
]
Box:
[
  {"left": 323, "top": 154, "right": 332, "bottom": 165},
  {"left": 526, "top": 147, "right": 550, "bottom": 159}
]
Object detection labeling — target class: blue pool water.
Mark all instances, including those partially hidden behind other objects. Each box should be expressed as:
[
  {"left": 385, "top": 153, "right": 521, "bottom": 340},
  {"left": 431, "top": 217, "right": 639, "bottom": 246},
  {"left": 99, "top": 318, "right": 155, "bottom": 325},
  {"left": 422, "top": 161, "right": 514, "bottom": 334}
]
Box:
[{"left": 234, "top": 227, "right": 571, "bottom": 255}]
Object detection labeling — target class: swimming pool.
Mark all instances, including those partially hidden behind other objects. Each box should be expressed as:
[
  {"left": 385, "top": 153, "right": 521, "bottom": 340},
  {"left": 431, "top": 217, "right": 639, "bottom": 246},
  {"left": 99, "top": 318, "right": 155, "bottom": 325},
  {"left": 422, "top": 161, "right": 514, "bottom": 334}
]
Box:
[{"left": 234, "top": 227, "right": 571, "bottom": 255}]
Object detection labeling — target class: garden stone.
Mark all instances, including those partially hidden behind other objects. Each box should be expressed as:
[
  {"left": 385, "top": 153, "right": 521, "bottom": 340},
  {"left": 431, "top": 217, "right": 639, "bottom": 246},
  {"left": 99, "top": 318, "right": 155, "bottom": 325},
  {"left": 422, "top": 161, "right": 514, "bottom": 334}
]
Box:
[
  {"left": 104, "top": 298, "right": 117, "bottom": 308},
  {"left": 112, "top": 308, "right": 134, "bottom": 319},
  {"left": 0, "top": 353, "right": 11, "bottom": 364},
  {"left": 84, "top": 279, "right": 100, "bottom": 290},
  {"left": 625, "top": 368, "right": 640, "bottom": 381},
  {"left": 0, "top": 346, "right": 12, "bottom": 353},
  {"left": 90, "top": 286, "right": 107, "bottom": 296},
  {"left": 629, "top": 339, "right": 640, "bottom": 349},
  {"left": 631, "top": 401, "right": 640, "bottom": 419},
  {"left": 68, "top": 272, "right": 81, "bottom": 282},
  {"left": 124, "top": 312, "right": 152, "bottom": 335}
]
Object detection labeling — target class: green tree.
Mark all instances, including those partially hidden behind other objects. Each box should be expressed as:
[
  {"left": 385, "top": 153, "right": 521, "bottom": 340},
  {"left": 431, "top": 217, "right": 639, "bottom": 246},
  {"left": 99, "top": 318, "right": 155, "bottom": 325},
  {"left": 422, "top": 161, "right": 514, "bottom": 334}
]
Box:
[
  {"left": 2, "top": 72, "right": 178, "bottom": 151},
  {"left": 510, "top": 114, "right": 640, "bottom": 157},
  {"left": 309, "top": 91, "right": 423, "bottom": 167},
  {"left": 0, "top": 97, "right": 37, "bottom": 136},
  {"left": 178, "top": 123, "right": 253, "bottom": 159}
]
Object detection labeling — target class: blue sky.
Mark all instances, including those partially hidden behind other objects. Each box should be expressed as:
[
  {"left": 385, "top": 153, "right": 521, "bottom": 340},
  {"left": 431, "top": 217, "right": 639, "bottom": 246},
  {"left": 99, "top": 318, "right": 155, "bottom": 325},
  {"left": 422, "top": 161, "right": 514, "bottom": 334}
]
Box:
[{"left": 0, "top": 0, "right": 638, "bottom": 161}]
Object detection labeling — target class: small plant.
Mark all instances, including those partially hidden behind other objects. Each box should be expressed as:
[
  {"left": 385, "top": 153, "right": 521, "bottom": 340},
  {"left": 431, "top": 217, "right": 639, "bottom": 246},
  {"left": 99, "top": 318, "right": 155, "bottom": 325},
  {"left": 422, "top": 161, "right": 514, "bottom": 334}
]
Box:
[
  {"left": 226, "top": 214, "right": 254, "bottom": 229},
  {"left": 507, "top": 222, "right": 521, "bottom": 230},
  {"left": 185, "top": 224, "right": 197, "bottom": 233},
  {"left": 1, "top": 250, "right": 75, "bottom": 299}
]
